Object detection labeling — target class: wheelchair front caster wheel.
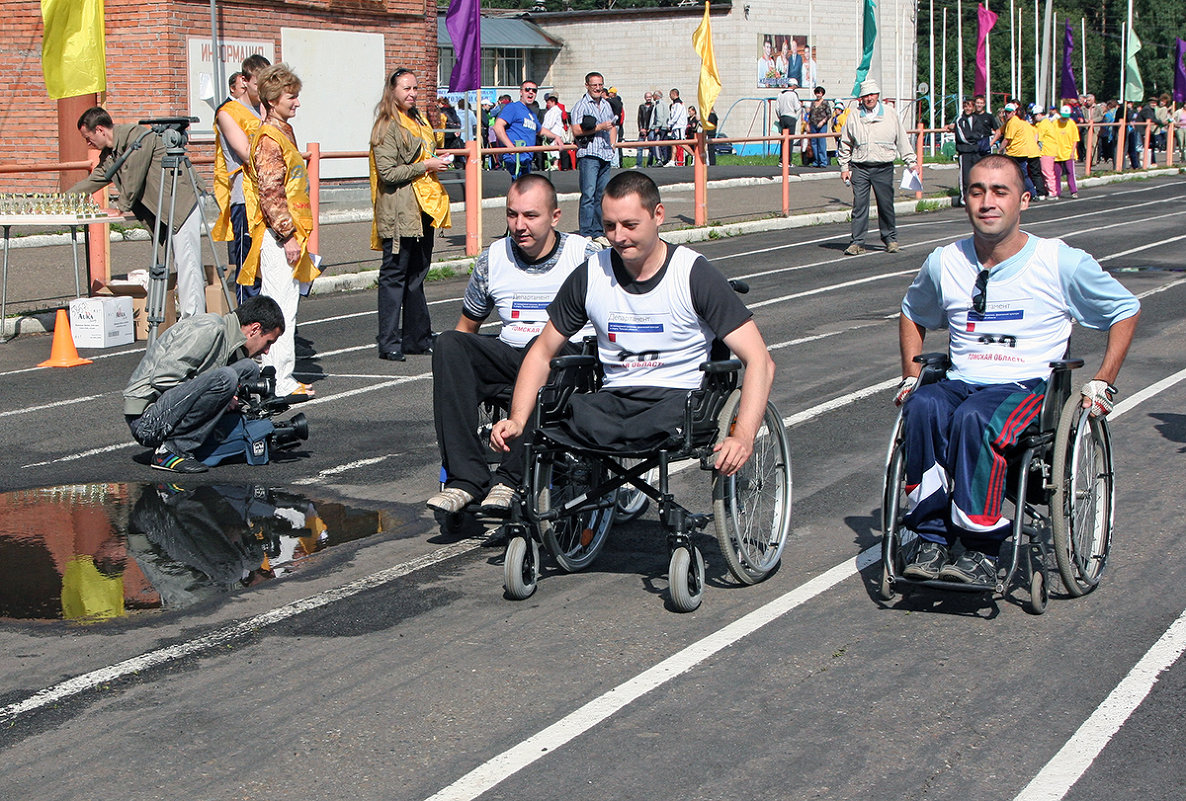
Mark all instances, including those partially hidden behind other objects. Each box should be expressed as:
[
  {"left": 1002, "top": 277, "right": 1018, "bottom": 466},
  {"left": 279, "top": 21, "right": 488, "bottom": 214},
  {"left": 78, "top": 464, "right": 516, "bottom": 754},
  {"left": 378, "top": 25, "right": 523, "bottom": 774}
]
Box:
[
  {"left": 1027, "top": 566, "right": 1048, "bottom": 615},
  {"left": 504, "top": 536, "right": 540, "bottom": 600},
  {"left": 669, "top": 546, "right": 705, "bottom": 612}
]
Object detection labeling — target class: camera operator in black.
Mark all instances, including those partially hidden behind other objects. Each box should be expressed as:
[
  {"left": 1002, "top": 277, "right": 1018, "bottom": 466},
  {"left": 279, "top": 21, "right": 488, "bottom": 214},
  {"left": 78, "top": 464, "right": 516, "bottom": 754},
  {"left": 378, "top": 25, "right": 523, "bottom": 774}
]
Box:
[{"left": 123, "top": 296, "right": 285, "bottom": 473}]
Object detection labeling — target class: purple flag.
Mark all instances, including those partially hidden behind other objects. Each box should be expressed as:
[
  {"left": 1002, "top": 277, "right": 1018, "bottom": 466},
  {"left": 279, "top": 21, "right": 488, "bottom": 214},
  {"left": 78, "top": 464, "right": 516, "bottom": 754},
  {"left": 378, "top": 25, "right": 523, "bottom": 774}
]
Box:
[
  {"left": 446, "top": 0, "right": 481, "bottom": 93},
  {"left": 1175, "top": 38, "right": 1186, "bottom": 103},
  {"left": 974, "top": 4, "right": 997, "bottom": 96},
  {"left": 1059, "top": 21, "right": 1079, "bottom": 102}
]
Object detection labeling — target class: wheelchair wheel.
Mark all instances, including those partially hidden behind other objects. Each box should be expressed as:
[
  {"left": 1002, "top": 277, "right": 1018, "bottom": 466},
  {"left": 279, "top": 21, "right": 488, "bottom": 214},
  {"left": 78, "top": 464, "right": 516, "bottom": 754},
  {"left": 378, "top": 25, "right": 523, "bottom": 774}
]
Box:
[
  {"left": 613, "top": 459, "right": 655, "bottom": 523},
  {"left": 712, "top": 392, "right": 792, "bottom": 585},
  {"left": 878, "top": 411, "right": 909, "bottom": 600},
  {"left": 669, "top": 546, "right": 705, "bottom": 612},
  {"left": 535, "top": 453, "right": 616, "bottom": 573},
  {"left": 504, "top": 535, "right": 540, "bottom": 600},
  {"left": 1051, "top": 396, "right": 1114, "bottom": 597}
]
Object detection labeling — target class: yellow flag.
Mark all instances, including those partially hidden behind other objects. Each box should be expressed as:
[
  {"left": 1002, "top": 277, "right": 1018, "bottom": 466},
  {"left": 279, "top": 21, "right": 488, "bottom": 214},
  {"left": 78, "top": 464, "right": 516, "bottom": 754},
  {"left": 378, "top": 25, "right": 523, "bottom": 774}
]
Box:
[
  {"left": 41, "top": 0, "right": 107, "bottom": 99},
  {"left": 692, "top": 2, "right": 721, "bottom": 130}
]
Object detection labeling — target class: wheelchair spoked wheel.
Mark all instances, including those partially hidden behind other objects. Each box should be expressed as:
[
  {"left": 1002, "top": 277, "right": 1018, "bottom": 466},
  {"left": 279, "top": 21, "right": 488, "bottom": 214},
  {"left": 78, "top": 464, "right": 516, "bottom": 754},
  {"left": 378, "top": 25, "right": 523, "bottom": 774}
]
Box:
[
  {"left": 668, "top": 546, "right": 705, "bottom": 612},
  {"left": 504, "top": 535, "right": 540, "bottom": 600},
  {"left": 712, "top": 392, "right": 793, "bottom": 585},
  {"left": 879, "top": 421, "right": 909, "bottom": 601},
  {"left": 535, "top": 453, "right": 616, "bottom": 573},
  {"left": 613, "top": 459, "right": 656, "bottom": 523},
  {"left": 1051, "top": 396, "right": 1114, "bottom": 597}
]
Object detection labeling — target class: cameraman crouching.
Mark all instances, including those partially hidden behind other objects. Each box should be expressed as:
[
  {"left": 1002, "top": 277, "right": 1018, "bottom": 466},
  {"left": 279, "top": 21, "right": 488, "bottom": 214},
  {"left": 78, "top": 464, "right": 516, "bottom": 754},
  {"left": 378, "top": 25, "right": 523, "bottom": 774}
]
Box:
[{"left": 124, "top": 295, "right": 285, "bottom": 474}]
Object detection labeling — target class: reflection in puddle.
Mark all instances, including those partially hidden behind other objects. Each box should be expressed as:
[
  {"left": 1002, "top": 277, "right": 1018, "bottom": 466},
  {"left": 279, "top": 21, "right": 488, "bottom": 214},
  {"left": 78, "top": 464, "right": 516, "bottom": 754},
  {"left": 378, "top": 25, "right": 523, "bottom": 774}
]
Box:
[{"left": 0, "top": 484, "right": 397, "bottom": 623}]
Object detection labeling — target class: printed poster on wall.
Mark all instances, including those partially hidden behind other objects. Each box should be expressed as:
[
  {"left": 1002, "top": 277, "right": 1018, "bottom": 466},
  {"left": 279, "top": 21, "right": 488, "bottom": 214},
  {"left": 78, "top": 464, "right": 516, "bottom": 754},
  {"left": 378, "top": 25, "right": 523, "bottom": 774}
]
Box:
[{"left": 757, "top": 35, "right": 818, "bottom": 89}]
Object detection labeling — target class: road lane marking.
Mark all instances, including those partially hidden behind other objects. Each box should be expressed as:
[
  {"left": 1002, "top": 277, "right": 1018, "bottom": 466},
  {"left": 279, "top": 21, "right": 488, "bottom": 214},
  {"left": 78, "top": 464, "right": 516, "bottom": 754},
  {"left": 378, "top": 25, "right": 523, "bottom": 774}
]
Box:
[
  {"left": 0, "top": 394, "right": 105, "bottom": 418},
  {"left": 292, "top": 454, "right": 394, "bottom": 485},
  {"left": 21, "top": 441, "right": 135, "bottom": 469},
  {"left": 1012, "top": 608, "right": 1186, "bottom": 801},
  {"left": 422, "top": 544, "right": 882, "bottom": 801},
  {"left": 0, "top": 540, "right": 480, "bottom": 727},
  {"left": 1099, "top": 233, "right": 1186, "bottom": 262}
]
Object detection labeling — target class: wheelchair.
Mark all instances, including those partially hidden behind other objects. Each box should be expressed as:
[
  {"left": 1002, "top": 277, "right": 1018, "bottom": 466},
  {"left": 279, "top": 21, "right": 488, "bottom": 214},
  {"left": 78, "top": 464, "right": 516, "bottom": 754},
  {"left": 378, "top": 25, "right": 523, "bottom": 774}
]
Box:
[
  {"left": 879, "top": 353, "right": 1115, "bottom": 614},
  {"left": 498, "top": 349, "right": 793, "bottom": 613}
]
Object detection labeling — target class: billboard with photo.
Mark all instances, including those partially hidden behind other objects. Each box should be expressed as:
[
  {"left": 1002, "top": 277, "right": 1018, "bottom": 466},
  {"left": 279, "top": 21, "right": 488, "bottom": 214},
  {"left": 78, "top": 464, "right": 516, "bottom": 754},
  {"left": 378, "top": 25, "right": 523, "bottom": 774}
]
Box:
[{"left": 757, "top": 34, "right": 817, "bottom": 89}]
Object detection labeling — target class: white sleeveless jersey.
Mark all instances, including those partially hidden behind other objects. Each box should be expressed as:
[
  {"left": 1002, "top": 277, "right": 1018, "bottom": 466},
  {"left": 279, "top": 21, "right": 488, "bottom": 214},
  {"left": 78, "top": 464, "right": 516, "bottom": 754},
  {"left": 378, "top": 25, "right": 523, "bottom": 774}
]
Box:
[
  {"left": 939, "top": 238, "right": 1071, "bottom": 383},
  {"left": 486, "top": 233, "right": 592, "bottom": 347},
  {"left": 584, "top": 246, "right": 714, "bottom": 390}
]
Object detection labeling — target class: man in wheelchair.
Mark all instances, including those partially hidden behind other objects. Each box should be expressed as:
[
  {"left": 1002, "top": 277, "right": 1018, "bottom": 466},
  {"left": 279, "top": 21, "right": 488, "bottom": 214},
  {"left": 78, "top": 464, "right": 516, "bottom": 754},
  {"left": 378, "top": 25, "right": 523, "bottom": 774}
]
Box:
[
  {"left": 490, "top": 170, "right": 775, "bottom": 481},
  {"left": 426, "top": 174, "right": 601, "bottom": 515},
  {"left": 895, "top": 155, "right": 1139, "bottom": 586}
]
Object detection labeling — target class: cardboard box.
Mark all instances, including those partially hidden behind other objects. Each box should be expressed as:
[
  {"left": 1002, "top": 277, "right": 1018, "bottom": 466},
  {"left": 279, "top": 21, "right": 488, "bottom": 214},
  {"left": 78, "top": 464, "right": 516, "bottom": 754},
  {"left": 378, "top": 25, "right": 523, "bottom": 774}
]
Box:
[
  {"left": 206, "top": 281, "right": 232, "bottom": 315},
  {"left": 69, "top": 296, "right": 135, "bottom": 349},
  {"left": 102, "top": 277, "right": 177, "bottom": 341}
]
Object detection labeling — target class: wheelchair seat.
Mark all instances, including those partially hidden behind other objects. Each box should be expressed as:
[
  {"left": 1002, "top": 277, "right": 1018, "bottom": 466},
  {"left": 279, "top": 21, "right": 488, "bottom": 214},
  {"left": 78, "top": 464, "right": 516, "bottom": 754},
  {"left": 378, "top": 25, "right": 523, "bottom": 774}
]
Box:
[
  {"left": 500, "top": 350, "right": 792, "bottom": 613},
  {"left": 879, "top": 353, "right": 1115, "bottom": 613}
]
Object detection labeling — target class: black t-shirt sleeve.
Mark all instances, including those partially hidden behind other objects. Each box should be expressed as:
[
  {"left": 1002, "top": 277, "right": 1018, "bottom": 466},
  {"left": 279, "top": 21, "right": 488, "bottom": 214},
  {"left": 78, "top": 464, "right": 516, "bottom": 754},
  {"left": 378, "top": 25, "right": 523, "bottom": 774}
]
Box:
[
  {"left": 688, "top": 257, "right": 753, "bottom": 339},
  {"left": 547, "top": 261, "right": 590, "bottom": 337}
]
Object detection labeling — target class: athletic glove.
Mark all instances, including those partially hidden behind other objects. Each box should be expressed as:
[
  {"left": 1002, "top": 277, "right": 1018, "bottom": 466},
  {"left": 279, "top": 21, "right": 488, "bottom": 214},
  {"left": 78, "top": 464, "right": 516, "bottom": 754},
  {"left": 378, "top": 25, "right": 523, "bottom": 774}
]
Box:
[
  {"left": 1080, "top": 380, "right": 1117, "bottom": 418},
  {"left": 894, "top": 375, "right": 918, "bottom": 406}
]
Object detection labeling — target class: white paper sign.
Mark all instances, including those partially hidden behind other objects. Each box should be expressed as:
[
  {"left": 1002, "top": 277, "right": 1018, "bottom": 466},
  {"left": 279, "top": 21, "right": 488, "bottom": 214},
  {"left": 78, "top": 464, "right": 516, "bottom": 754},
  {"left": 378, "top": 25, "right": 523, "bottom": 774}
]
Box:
[{"left": 900, "top": 169, "right": 923, "bottom": 192}]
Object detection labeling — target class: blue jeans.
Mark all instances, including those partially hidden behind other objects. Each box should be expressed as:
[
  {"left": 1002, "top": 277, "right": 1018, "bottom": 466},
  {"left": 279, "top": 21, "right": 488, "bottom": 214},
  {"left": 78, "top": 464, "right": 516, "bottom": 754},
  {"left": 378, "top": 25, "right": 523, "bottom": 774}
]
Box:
[
  {"left": 227, "top": 203, "right": 261, "bottom": 304},
  {"left": 127, "top": 358, "right": 261, "bottom": 457},
  {"left": 809, "top": 122, "right": 829, "bottom": 166},
  {"left": 577, "top": 156, "right": 612, "bottom": 237}
]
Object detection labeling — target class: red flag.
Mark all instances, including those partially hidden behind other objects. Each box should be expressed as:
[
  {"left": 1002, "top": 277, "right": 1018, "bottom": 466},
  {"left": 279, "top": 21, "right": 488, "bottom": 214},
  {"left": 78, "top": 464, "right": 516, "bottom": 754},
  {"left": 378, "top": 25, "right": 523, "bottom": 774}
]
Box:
[{"left": 974, "top": 4, "right": 998, "bottom": 96}]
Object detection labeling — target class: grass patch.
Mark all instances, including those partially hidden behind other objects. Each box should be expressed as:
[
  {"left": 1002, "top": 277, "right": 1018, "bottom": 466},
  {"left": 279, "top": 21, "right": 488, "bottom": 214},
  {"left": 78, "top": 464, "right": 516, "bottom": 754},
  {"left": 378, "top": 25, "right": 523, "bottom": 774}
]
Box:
[{"left": 915, "top": 199, "right": 944, "bottom": 212}]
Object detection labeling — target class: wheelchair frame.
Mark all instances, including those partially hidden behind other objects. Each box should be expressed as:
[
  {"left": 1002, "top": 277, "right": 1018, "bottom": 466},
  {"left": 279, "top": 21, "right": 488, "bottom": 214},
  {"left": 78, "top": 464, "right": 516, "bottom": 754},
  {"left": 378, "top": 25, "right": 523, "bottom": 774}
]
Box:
[
  {"left": 879, "top": 353, "right": 1115, "bottom": 614},
  {"left": 500, "top": 352, "right": 793, "bottom": 612}
]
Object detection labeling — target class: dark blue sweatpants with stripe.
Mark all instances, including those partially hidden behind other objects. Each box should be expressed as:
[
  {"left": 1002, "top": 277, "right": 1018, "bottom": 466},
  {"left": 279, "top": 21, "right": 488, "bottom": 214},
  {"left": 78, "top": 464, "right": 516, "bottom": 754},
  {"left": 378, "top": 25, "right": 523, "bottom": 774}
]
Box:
[{"left": 901, "top": 378, "right": 1046, "bottom": 553}]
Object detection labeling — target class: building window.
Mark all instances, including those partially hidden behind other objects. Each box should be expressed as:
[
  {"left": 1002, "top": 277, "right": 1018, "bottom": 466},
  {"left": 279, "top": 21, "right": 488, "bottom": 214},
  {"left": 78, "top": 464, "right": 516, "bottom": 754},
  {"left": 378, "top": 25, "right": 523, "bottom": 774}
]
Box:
[{"left": 439, "top": 46, "right": 529, "bottom": 91}]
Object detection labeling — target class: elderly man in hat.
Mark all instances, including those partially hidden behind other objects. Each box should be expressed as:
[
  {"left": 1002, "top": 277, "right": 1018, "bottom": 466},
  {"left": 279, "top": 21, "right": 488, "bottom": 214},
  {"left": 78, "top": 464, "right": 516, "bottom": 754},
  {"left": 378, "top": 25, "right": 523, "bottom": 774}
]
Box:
[{"left": 836, "top": 79, "right": 918, "bottom": 255}]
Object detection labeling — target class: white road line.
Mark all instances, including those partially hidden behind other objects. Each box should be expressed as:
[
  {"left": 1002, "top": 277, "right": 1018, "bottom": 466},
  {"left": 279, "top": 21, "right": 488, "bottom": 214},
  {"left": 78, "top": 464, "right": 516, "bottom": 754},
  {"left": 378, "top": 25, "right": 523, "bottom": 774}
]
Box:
[
  {"left": 21, "top": 441, "right": 135, "bottom": 469},
  {"left": 1099, "top": 233, "right": 1186, "bottom": 262},
  {"left": 0, "top": 344, "right": 143, "bottom": 378},
  {"left": 0, "top": 540, "right": 480, "bottom": 727},
  {"left": 0, "top": 394, "right": 105, "bottom": 418},
  {"left": 1134, "top": 275, "right": 1186, "bottom": 300},
  {"left": 749, "top": 270, "right": 919, "bottom": 308},
  {"left": 1012, "top": 609, "right": 1186, "bottom": 801},
  {"left": 425, "top": 545, "right": 882, "bottom": 801},
  {"left": 291, "top": 454, "right": 394, "bottom": 485}
]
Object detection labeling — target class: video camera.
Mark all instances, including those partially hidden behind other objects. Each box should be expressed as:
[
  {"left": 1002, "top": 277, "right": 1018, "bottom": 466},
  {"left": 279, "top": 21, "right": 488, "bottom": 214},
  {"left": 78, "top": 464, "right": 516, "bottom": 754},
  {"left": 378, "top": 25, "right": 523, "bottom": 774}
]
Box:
[
  {"left": 193, "top": 367, "right": 310, "bottom": 466},
  {"left": 138, "top": 116, "right": 197, "bottom": 150}
]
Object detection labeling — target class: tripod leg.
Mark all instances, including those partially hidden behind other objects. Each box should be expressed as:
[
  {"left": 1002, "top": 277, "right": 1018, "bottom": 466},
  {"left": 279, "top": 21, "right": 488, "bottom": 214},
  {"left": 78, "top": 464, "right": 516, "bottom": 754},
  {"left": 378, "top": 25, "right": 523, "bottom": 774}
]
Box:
[
  {"left": 182, "top": 154, "right": 236, "bottom": 312},
  {"left": 145, "top": 159, "right": 173, "bottom": 346}
]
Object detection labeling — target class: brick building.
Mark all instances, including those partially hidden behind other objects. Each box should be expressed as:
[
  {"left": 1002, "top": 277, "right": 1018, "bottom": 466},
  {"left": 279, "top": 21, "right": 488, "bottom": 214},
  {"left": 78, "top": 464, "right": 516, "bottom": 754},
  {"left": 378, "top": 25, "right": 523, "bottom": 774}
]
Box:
[{"left": 1, "top": 0, "right": 438, "bottom": 191}]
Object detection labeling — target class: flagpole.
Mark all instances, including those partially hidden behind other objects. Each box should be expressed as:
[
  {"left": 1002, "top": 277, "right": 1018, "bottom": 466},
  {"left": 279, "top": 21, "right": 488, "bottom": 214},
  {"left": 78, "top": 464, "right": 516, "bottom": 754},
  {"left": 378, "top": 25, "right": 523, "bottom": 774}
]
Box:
[
  {"left": 1016, "top": 8, "right": 1023, "bottom": 102},
  {"left": 1081, "top": 17, "right": 1087, "bottom": 95},
  {"left": 1051, "top": 10, "right": 1057, "bottom": 106},
  {"left": 929, "top": 0, "right": 935, "bottom": 154},
  {"left": 1009, "top": 0, "right": 1016, "bottom": 99},
  {"left": 1033, "top": 0, "right": 1039, "bottom": 102},
  {"left": 985, "top": 0, "right": 992, "bottom": 109},
  {"left": 957, "top": 0, "right": 964, "bottom": 109},
  {"left": 942, "top": 8, "right": 949, "bottom": 129}
]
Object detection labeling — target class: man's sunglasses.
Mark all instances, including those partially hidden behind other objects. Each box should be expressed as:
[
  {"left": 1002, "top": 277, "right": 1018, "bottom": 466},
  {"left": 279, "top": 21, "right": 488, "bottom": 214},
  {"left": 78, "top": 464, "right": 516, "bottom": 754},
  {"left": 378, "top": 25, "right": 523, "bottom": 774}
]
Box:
[{"left": 971, "top": 268, "right": 989, "bottom": 315}]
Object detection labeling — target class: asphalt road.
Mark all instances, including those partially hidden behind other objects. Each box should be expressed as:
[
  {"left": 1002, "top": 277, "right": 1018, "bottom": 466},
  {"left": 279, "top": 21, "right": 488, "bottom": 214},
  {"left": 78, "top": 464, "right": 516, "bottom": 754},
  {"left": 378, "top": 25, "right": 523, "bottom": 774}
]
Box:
[{"left": 2, "top": 176, "right": 1185, "bottom": 801}]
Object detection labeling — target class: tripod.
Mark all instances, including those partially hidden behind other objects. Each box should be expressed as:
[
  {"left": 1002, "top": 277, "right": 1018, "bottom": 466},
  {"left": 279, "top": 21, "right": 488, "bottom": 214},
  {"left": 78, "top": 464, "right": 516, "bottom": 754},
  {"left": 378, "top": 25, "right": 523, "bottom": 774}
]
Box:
[{"left": 134, "top": 117, "right": 236, "bottom": 344}]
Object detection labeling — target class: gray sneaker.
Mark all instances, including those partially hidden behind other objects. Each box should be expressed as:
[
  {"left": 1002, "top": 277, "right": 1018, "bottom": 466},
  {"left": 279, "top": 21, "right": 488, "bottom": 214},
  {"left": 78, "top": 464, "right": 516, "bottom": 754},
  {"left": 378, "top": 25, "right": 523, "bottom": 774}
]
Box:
[
  {"left": 901, "top": 538, "right": 950, "bottom": 580},
  {"left": 426, "top": 487, "right": 476, "bottom": 514},
  {"left": 937, "top": 549, "right": 998, "bottom": 585},
  {"left": 480, "top": 483, "right": 518, "bottom": 513}
]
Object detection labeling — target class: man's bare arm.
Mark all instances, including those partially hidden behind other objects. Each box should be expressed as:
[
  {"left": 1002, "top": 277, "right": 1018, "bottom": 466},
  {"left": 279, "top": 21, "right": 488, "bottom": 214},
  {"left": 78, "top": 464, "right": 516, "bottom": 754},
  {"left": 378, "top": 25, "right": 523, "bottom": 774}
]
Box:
[
  {"left": 713, "top": 321, "right": 775, "bottom": 476},
  {"left": 899, "top": 313, "right": 927, "bottom": 377}
]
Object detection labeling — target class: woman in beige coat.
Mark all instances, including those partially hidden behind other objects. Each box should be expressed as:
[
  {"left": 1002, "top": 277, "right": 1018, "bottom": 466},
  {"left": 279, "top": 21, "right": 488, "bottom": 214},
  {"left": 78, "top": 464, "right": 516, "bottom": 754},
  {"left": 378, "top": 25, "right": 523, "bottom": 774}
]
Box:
[{"left": 370, "top": 68, "right": 451, "bottom": 361}]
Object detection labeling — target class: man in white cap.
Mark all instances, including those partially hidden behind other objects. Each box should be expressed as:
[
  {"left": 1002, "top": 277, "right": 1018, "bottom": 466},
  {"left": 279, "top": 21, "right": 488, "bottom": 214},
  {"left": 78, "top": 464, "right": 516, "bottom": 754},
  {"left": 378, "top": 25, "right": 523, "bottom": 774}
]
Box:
[
  {"left": 777, "top": 79, "right": 803, "bottom": 138},
  {"left": 836, "top": 79, "right": 918, "bottom": 255}
]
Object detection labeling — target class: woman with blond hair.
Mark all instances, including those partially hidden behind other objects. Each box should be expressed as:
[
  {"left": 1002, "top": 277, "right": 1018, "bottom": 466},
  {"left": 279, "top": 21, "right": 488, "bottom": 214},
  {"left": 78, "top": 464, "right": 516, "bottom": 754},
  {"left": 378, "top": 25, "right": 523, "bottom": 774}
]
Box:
[
  {"left": 370, "top": 68, "right": 451, "bottom": 362},
  {"left": 239, "top": 62, "right": 320, "bottom": 399}
]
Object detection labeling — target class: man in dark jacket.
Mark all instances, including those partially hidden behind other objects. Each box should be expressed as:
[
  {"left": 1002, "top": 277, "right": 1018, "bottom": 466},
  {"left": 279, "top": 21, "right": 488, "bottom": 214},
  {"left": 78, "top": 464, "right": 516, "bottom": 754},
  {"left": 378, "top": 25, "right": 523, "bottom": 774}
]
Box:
[
  {"left": 948, "top": 95, "right": 999, "bottom": 206},
  {"left": 123, "top": 296, "right": 284, "bottom": 473}
]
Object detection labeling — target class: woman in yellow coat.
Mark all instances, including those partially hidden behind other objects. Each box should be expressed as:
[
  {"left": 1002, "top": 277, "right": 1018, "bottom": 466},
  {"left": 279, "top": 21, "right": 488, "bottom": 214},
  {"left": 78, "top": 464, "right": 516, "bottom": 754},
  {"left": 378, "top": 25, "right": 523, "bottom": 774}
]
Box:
[{"left": 370, "top": 69, "right": 451, "bottom": 362}]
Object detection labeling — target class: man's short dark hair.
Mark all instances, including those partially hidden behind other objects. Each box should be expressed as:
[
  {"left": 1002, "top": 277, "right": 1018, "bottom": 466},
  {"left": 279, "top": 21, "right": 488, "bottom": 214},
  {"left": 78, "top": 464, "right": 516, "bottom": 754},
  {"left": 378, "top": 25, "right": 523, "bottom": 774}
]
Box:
[
  {"left": 970, "top": 154, "right": 1027, "bottom": 194},
  {"left": 973, "top": 94, "right": 986, "bottom": 102},
  {"left": 228, "top": 71, "right": 242, "bottom": 91},
  {"left": 234, "top": 295, "right": 285, "bottom": 334},
  {"left": 77, "top": 106, "right": 113, "bottom": 131},
  {"left": 814, "top": 86, "right": 826, "bottom": 95},
  {"left": 585, "top": 71, "right": 603, "bottom": 84},
  {"left": 509, "top": 173, "right": 558, "bottom": 212},
  {"left": 604, "top": 170, "right": 661, "bottom": 214},
  {"left": 241, "top": 54, "right": 271, "bottom": 78}
]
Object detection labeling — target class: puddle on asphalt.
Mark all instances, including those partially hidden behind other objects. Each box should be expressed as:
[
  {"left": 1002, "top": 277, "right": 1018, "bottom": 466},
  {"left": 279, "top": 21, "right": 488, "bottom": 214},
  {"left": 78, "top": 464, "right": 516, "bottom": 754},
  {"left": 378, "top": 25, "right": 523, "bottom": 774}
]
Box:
[{"left": 0, "top": 483, "right": 400, "bottom": 624}]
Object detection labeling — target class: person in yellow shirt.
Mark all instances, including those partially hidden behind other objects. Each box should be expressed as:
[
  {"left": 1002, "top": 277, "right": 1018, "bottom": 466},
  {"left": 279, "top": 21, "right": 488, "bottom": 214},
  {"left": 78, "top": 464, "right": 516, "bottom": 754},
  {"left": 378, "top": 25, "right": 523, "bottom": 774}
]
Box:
[
  {"left": 1033, "top": 106, "right": 1059, "bottom": 199},
  {"left": 995, "top": 103, "right": 1048, "bottom": 199},
  {"left": 1052, "top": 104, "right": 1081, "bottom": 199}
]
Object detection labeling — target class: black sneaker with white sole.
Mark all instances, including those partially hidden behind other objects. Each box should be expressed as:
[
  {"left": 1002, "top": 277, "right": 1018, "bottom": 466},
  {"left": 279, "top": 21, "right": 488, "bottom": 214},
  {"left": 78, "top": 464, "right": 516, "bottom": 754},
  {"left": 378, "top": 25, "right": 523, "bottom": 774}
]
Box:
[
  {"left": 151, "top": 448, "right": 209, "bottom": 473},
  {"left": 901, "top": 538, "right": 950, "bottom": 580},
  {"left": 937, "top": 549, "right": 998, "bottom": 585}
]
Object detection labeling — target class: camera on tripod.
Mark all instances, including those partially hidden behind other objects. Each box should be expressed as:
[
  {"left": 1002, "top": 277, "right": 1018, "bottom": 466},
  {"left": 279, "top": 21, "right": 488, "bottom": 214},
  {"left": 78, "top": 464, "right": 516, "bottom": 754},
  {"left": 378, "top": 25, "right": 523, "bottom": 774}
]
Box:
[
  {"left": 193, "top": 366, "right": 311, "bottom": 466},
  {"left": 138, "top": 116, "right": 196, "bottom": 149}
]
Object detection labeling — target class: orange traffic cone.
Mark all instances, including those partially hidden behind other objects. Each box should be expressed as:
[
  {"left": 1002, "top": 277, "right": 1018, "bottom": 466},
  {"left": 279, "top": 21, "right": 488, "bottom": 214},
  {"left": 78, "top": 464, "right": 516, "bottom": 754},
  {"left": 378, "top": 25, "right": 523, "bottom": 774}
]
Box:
[{"left": 38, "top": 309, "right": 92, "bottom": 368}]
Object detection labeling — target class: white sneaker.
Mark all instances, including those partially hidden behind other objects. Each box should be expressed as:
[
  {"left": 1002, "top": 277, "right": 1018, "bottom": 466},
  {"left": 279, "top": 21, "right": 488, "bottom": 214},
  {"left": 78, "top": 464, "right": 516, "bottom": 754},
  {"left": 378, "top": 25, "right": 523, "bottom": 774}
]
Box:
[
  {"left": 480, "top": 483, "right": 518, "bottom": 513},
  {"left": 426, "top": 487, "right": 476, "bottom": 514}
]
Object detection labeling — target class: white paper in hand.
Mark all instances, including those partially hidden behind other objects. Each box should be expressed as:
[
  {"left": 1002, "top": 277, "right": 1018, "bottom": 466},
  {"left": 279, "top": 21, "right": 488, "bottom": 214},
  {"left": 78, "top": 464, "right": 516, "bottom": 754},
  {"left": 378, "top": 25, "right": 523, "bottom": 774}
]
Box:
[{"left": 899, "top": 169, "right": 923, "bottom": 192}]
